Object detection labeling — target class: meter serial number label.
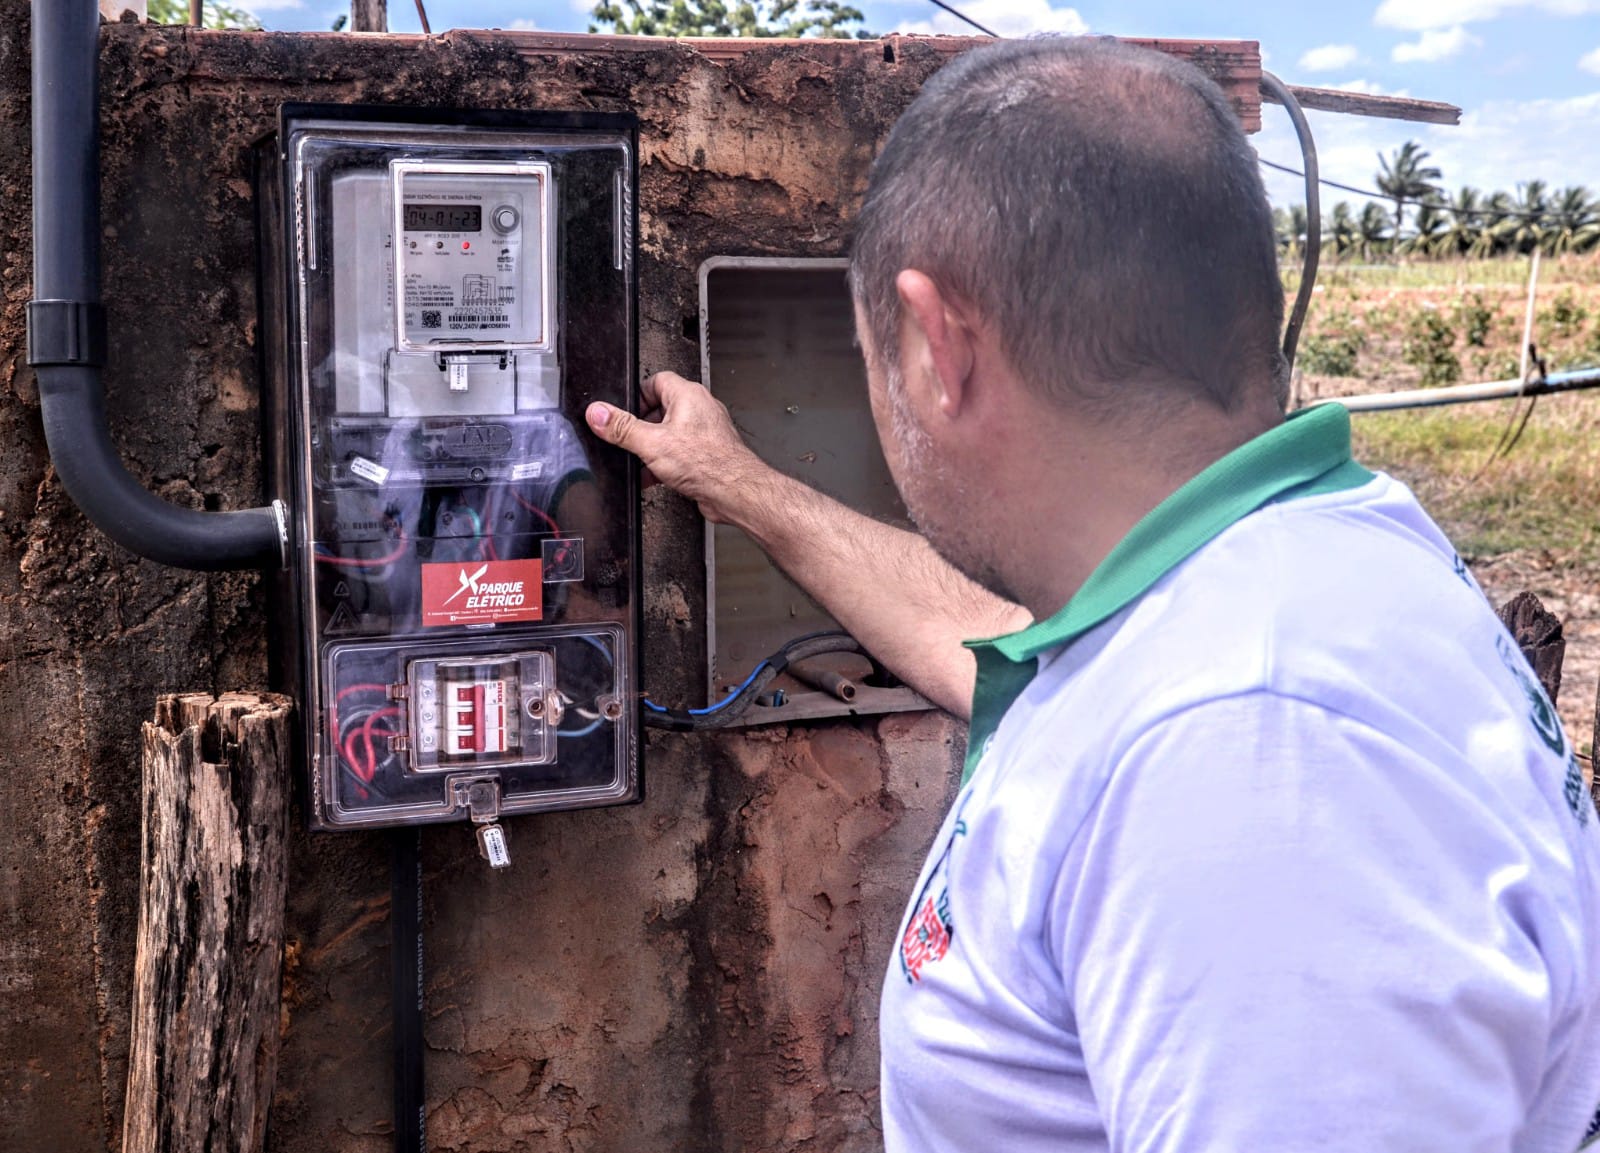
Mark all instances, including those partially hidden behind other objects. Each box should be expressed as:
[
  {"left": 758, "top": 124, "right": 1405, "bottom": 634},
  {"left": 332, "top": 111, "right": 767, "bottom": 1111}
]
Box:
[
  {"left": 449, "top": 313, "right": 510, "bottom": 330},
  {"left": 420, "top": 558, "right": 544, "bottom": 627}
]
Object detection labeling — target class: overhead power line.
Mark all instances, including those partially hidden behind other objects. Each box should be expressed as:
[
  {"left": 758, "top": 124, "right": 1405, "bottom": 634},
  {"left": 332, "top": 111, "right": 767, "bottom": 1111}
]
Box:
[
  {"left": 1258, "top": 157, "right": 1558, "bottom": 222},
  {"left": 923, "top": 0, "right": 999, "bottom": 38}
]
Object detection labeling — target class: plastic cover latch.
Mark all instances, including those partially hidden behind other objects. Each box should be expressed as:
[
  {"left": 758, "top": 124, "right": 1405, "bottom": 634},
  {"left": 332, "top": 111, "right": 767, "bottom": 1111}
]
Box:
[
  {"left": 453, "top": 777, "right": 502, "bottom": 823},
  {"left": 26, "top": 300, "right": 107, "bottom": 367}
]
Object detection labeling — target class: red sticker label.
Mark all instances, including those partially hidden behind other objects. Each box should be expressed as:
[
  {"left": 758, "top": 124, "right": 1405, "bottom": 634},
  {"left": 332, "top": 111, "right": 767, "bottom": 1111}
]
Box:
[{"left": 420, "top": 558, "right": 543, "bottom": 627}]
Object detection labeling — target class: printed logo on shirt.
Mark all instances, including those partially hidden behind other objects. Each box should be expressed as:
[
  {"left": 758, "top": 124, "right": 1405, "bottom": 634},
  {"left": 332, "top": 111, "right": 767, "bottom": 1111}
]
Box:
[
  {"left": 899, "top": 794, "right": 971, "bottom": 984},
  {"left": 1576, "top": 1098, "right": 1600, "bottom": 1149},
  {"left": 1495, "top": 633, "right": 1592, "bottom": 826},
  {"left": 1496, "top": 632, "right": 1566, "bottom": 756}
]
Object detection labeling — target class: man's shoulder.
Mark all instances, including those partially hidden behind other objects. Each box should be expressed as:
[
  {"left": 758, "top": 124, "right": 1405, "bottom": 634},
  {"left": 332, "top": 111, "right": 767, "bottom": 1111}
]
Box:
[{"left": 1006, "top": 472, "right": 1511, "bottom": 770}]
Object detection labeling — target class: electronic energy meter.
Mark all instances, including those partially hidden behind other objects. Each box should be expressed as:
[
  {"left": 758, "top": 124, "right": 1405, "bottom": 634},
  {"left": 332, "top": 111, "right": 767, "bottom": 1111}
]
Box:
[{"left": 260, "top": 107, "right": 640, "bottom": 847}]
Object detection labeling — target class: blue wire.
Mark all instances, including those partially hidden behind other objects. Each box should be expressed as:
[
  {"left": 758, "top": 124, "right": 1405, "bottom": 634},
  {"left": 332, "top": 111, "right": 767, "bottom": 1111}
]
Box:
[
  {"left": 560, "top": 717, "right": 606, "bottom": 738},
  {"left": 645, "top": 661, "right": 770, "bottom": 716}
]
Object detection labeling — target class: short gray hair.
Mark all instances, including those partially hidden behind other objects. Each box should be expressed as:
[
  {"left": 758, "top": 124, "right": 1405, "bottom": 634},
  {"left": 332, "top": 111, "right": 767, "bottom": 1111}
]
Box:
[{"left": 849, "top": 37, "right": 1287, "bottom": 413}]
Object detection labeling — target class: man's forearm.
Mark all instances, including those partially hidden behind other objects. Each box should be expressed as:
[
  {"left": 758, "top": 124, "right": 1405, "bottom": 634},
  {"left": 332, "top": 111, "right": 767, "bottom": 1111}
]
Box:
[
  {"left": 582, "top": 374, "right": 1028, "bottom": 717},
  {"left": 727, "top": 468, "right": 1030, "bottom": 719}
]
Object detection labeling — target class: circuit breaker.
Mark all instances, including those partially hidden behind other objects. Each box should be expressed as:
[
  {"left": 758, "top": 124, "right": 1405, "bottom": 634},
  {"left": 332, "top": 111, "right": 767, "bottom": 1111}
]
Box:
[{"left": 260, "top": 106, "right": 640, "bottom": 833}]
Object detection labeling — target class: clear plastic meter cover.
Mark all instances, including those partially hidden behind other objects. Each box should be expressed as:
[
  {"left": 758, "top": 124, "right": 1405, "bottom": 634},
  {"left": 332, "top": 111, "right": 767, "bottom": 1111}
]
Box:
[{"left": 278, "top": 109, "right": 638, "bottom": 829}]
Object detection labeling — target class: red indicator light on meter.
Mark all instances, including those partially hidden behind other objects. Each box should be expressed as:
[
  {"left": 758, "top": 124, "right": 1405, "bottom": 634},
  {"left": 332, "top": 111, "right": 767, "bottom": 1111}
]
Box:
[{"left": 462, "top": 241, "right": 471, "bottom": 250}]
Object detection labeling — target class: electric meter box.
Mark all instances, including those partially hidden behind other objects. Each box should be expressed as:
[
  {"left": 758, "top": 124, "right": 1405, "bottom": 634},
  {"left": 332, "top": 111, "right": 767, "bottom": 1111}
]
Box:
[{"left": 259, "top": 105, "right": 641, "bottom": 831}]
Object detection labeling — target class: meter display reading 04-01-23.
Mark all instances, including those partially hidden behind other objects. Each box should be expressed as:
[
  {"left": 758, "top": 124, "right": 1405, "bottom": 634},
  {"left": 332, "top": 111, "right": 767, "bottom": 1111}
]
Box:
[{"left": 404, "top": 203, "right": 482, "bottom": 232}]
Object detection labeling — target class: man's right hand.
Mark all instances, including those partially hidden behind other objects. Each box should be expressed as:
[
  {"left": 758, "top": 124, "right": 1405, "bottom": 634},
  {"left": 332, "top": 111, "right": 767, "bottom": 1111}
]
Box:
[
  {"left": 581, "top": 368, "right": 1027, "bottom": 719},
  {"left": 585, "top": 372, "right": 771, "bottom": 527}
]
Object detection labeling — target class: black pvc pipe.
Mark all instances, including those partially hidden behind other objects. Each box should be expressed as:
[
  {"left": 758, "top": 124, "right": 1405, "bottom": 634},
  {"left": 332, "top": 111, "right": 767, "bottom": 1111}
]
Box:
[
  {"left": 29, "top": 1, "right": 285, "bottom": 571},
  {"left": 392, "top": 828, "right": 426, "bottom": 1153}
]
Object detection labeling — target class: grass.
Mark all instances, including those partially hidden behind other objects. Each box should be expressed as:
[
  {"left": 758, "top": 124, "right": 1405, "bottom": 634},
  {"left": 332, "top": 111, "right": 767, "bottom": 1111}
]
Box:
[
  {"left": 1351, "top": 392, "right": 1600, "bottom": 564},
  {"left": 1285, "top": 256, "right": 1600, "bottom": 294}
]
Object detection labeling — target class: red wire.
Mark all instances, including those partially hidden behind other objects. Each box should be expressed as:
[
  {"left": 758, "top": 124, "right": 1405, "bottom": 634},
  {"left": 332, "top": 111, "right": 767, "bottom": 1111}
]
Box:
[
  {"left": 330, "top": 684, "right": 394, "bottom": 793},
  {"left": 361, "top": 707, "right": 401, "bottom": 758},
  {"left": 340, "top": 707, "right": 400, "bottom": 784},
  {"left": 511, "top": 490, "right": 561, "bottom": 534},
  {"left": 315, "top": 525, "right": 408, "bottom": 569}
]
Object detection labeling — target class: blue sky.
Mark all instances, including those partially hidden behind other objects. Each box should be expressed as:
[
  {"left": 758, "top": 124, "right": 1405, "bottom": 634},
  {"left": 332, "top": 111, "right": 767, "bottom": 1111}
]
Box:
[{"left": 247, "top": 0, "right": 1600, "bottom": 213}]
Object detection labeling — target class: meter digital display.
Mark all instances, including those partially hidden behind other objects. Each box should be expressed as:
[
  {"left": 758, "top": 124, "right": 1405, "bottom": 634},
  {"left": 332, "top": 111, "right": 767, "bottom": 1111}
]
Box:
[
  {"left": 392, "top": 160, "right": 553, "bottom": 354},
  {"left": 263, "top": 107, "right": 640, "bottom": 834},
  {"left": 404, "top": 203, "right": 483, "bottom": 231}
]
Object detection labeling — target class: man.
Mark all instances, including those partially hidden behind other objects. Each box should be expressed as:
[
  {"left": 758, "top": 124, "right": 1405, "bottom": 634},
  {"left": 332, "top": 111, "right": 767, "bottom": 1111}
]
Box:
[{"left": 586, "top": 37, "right": 1600, "bottom": 1151}]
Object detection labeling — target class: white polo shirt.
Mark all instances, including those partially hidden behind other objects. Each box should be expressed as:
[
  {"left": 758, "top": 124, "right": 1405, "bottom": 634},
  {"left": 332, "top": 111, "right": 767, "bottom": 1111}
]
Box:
[{"left": 880, "top": 404, "right": 1600, "bottom": 1152}]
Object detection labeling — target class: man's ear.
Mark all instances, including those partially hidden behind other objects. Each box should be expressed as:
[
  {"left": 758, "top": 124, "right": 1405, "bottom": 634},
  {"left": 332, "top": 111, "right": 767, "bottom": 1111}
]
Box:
[{"left": 896, "top": 270, "right": 976, "bottom": 418}]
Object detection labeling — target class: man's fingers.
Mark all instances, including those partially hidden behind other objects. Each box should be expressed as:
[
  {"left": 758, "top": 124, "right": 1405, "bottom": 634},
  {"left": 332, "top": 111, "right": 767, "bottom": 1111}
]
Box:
[
  {"left": 585, "top": 402, "right": 655, "bottom": 459},
  {"left": 646, "top": 370, "right": 706, "bottom": 414}
]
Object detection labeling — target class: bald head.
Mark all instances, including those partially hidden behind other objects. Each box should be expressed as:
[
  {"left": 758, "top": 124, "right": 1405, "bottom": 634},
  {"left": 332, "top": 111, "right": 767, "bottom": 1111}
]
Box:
[{"left": 849, "top": 38, "right": 1287, "bottom": 415}]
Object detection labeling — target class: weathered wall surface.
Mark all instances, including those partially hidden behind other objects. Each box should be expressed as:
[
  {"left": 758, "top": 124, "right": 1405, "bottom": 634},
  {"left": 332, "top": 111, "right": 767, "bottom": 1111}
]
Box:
[{"left": 0, "top": 13, "right": 1258, "bottom": 1152}]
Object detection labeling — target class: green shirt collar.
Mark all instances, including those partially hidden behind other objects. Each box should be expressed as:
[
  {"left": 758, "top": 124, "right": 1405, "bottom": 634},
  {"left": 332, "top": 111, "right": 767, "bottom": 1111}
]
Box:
[{"left": 960, "top": 403, "right": 1372, "bottom": 782}]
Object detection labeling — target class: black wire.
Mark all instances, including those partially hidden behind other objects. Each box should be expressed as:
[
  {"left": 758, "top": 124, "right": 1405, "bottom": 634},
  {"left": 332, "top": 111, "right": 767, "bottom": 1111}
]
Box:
[
  {"left": 923, "top": 0, "right": 999, "bottom": 37},
  {"left": 1259, "top": 73, "right": 1319, "bottom": 375},
  {"left": 642, "top": 632, "right": 868, "bottom": 731},
  {"left": 1258, "top": 158, "right": 1556, "bottom": 222}
]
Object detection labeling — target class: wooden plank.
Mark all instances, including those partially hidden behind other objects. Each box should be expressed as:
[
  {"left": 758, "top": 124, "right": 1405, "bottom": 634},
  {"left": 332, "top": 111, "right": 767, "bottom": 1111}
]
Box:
[
  {"left": 122, "top": 692, "right": 293, "bottom": 1153},
  {"left": 489, "top": 30, "right": 1265, "bottom": 132},
  {"left": 1267, "top": 83, "right": 1462, "bottom": 126}
]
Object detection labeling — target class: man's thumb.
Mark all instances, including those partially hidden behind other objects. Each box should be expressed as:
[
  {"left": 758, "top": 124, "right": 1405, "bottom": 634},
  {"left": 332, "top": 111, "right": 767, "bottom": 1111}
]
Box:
[{"left": 586, "top": 402, "right": 646, "bottom": 454}]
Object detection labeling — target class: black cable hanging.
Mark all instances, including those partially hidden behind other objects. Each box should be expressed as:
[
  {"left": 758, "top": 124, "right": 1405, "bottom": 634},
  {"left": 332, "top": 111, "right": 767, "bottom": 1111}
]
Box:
[{"left": 1259, "top": 71, "right": 1321, "bottom": 376}]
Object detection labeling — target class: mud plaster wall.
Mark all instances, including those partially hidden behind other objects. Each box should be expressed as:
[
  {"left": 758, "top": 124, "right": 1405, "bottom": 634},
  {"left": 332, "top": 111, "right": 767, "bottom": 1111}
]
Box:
[{"left": 0, "top": 14, "right": 1257, "bottom": 1152}]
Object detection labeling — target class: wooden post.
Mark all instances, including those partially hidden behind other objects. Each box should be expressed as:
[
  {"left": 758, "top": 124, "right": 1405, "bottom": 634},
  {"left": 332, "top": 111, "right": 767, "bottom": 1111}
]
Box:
[
  {"left": 350, "top": 0, "right": 387, "bottom": 32},
  {"left": 123, "top": 693, "right": 293, "bottom": 1153},
  {"left": 1498, "top": 591, "right": 1566, "bottom": 703}
]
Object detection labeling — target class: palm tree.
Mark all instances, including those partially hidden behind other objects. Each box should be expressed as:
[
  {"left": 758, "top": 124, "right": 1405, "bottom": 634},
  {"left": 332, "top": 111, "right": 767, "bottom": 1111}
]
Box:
[
  {"left": 1473, "top": 190, "right": 1516, "bottom": 258},
  {"left": 1357, "top": 202, "right": 1391, "bottom": 261},
  {"left": 1403, "top": 198, "right": 1449, "bottom": 258},
  {"left": 1434, "top": 186, "right": 1483, "bottom": 258},
  {"left": 1545, "top": 186, "right": 1599, "bottom": 257},
  {"left": 1502, "top": 181, "right": 1551, "bottom": 256},
  {"left": 1274, "top": 204, "right": 1311, "bottom": 260},
  {"left": 1375, "top": 141, "right": 1443, "bottom": 256},
  {"left": 1325, "top": 201, "right": 1358, "bottom": 260}
]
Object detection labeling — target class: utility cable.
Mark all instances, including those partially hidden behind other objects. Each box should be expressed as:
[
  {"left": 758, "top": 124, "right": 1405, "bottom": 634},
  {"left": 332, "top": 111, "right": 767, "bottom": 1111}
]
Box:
[
  {"left": 641, "top": 632, "right": 868, "bottom": 731},
  {"left": 1258, "top": 158, "right": 1557, "bottom": 222},
  {"left": 1259, "top": 72, "right": 1320, "bottom": 375},
  {"left": 921, "top": 0, "right": 999, "bottom": 37}
]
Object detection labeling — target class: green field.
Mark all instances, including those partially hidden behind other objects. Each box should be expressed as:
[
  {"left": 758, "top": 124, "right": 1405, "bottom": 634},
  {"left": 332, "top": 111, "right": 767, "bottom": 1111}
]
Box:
[{"left": 1292, "top": 258, "right": 1600, "bottom": 561}]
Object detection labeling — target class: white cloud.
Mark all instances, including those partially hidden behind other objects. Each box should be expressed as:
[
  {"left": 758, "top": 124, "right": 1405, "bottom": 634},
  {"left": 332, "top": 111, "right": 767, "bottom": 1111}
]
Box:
[
  {"left": 245, "top": 0, "right": 304, "bottom": 9},
  {"left": 1256, "top": 90, "right": 1600, "bottom": 214},
  {"left": 508, "top": 18, "right": 538, "bottom": 29},
  {"left": 1392, "top": 24, "right": 1479, "bottom": 62},
  {"left": 1330, "top": 78, "right": 1413, "bottom": 96},
  {"left": 1299, "top": 43, "right": 1361, "bottom": 72},
  {"left": 895, "top": 0, "right": 1087, "bottom": 37},
  {"left": 1374, "top": 0, "right": 1600, "bottom": 31},
  {"left": 1582, "top": 45, "right": 1600, "bottom": 73}
]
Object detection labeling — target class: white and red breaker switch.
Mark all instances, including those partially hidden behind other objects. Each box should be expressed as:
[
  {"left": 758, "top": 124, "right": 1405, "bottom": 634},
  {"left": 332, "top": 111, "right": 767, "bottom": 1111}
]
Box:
[
  {"left": 446, "top": 677, "right": 512, "bottom": 756},
  {"left": 406, "top": 652, "right": 558, "bottom": 772}
]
